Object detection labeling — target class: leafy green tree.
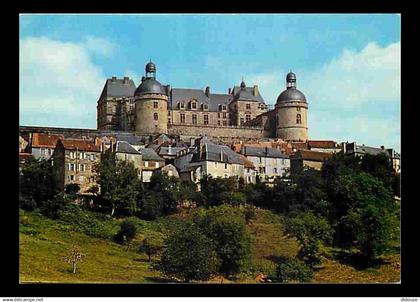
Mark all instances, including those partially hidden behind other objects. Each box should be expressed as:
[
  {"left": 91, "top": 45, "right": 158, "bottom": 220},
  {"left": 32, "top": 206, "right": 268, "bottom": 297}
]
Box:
[
  {"left": 360, "top": 153, "right": 393, "bottom": 189},
  {"left": 147, "top": 171, "right": 180, "bottom": 215},
  {"left": 156, "top": 222, "right": 220, "bottom": 282},
  {"left": 95, "top": 154, "right": 143, "bottom": 217},
  {"left": 199, "top": 175, "right": 239, "bottom": 207},
  {"left": 19, "top": 158, "right": 57, "bottom": 210},
  {"left": 285, "top": 212, "right": 333, "bottom": 267},
  {"left": 41, "top": 192, "right": 72, "bottom": 219},
  {"left": 65, "top": 183, "right": 80, "bottom": 197},
  {"left": 193, "top": 205, "right": 251, "bottom": 275},
  {"left": 271, "top": 256, "right": 313, "bottom": 283},
  {"left": 328, "top": 171, "right": 398, "bottom": 260}
]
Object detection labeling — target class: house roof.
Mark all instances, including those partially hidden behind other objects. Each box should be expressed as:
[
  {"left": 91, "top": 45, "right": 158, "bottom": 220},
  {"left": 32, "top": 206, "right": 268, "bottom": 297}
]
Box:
[
  {"left": 115, "top": 141, "right": 141, "bottom": 155},
  {"left": 31, "top": 133, "right": 63, "bottom": 148},
  {"left": 100, "top": 77, "right": 136, "bottom": 98},
  {"left": 293, "top": 150, "right": 333, "bottom": 162},
  {"left": 138, "top": 147, "right": 165, "bottom": 161},
  {"left": 308, "top": 140, "right": 339, "bottom": 149},
  {"left": 290, "top": 142, "right": 309, "bottom": 150},
  {"left": 60, "top": 139, "right": 101, "bottom": 152},
  {"left": 232, "top": 85, "right": 266, "bottom": 103},
  {"left": 355, "top": 145, "right": 389, "bottom": 156},
  {"left": 240, "top": 154, "right": 255, "bottom": 169},
  {"left": 191, "top": 137, "right": 244, "bottom": 165},
  {"left": 170, "top": 88, "right": 231, "bottom": 112},
  {"left": 158, "top": 146, "right": 187, "bottom": 156},
  {"left": 243, "top": 146, "right": 289, "bottom": 159},
  {"left": 114, "top": 134, "right": 143, "bottom": 146}
]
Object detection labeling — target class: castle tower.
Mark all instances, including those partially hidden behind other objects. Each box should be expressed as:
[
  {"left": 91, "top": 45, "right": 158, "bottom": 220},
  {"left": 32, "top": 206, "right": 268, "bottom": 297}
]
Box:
[
  {"left": 134, "top": 61, "right": 168, "bottom": 135},
  {"left": 275, "top": 72, "right": 308, "bottom": 142}
]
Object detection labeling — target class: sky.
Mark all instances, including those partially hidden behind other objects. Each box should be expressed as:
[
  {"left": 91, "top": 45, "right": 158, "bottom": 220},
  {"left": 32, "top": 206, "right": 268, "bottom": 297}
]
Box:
[{"left": 19, "top": 14, "right": 401, "bottom": 151}]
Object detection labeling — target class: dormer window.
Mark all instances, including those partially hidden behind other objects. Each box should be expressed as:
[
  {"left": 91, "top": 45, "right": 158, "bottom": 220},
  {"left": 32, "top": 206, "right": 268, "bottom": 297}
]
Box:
[
  {"left": 179, "top": 103, "right": 185, "bottom": 110},
  {"left": 246, "top": 103, "right": 251, "bottom": 110},
  {"left": 202, "top": 104, "right": 209, "bottom": 111},
  {"left": 222, "top": 105, "right": 227, "bottom": 111},
  {"left": 191, "top": 102, "right": 197, "bottom": 109}
]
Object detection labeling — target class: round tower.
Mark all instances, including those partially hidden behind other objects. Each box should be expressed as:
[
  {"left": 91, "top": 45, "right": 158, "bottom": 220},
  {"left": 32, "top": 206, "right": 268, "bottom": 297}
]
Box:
[
  {"left": 275, "top": 71, "right": 308, "bottom": 142},
  {"left": 134, "top": 61, "right": 168, "bottom": 135}
]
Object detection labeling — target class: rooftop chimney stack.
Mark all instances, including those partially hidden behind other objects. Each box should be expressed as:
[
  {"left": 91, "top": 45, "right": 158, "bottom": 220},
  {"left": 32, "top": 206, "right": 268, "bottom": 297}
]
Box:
[
  {"left": 111, "top": 76, "right": 117, "bottom": 82},
  {"left": 228, "top": 88, "right": 232, "bottom": 94},
  {"left": 123, "top": 77, "right": 129, "bottom": 84},
  {"left": 205, "top": 86, "right": 210, "bottom": 97},
  {"left": 253, "top": 85, "right": 258, "bottom": 96}
]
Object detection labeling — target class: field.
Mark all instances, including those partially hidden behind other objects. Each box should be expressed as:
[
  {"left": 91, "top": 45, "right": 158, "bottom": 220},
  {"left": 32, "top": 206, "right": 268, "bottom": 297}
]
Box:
[{"left": 19, "top": 207, "right": 400, "bottom": 284}]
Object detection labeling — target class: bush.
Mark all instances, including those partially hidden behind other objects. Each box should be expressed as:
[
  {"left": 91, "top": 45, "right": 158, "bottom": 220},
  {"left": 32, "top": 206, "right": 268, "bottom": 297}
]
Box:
[
  {"left": 243, "top": 204, "right": 256, "bottom": 224},
  {"left": 272, "top": 257, "right": 313, "bottom": 283},
  {"left": 156, "top": 222, "right": 220, "bottom": 282},
  {"left": 114, "top": 219, "right": 137, "bottom": 245},
  {"left": 138, "top": 236, "right": 165, "bottom": 262}
]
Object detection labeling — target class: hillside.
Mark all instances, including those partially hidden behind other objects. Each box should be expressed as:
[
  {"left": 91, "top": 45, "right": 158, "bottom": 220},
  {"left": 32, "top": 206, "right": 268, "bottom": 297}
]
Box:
[{"left": 19, "top": 208, "right": 400, "bottom": 283}]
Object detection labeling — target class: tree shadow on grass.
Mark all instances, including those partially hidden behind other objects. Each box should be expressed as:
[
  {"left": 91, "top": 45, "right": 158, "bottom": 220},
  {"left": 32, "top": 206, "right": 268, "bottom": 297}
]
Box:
[
  {"left": 143, "top": 276, "right": 182, "bottom": 283},
  {"left": 331, "top": 250, "right": 387, "bottom": 270},
  {"left": 264, "top": 255, "right": 286, "bottom": 265}
]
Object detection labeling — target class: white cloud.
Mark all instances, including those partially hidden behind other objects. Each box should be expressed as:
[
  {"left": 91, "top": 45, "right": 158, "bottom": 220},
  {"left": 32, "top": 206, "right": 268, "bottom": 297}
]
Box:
[
  {"left": 20, "top": 36, "right": 108, "bottom": 128},
  {"left": 82, "top": 36, "right": 117, "bottom": 57},
  {"left": 248, "top": 41, "right": 401, "bottom": 151}
]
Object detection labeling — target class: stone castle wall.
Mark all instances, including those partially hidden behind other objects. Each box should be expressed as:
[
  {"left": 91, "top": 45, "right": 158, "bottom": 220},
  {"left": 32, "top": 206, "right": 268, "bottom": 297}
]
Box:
[{"left": 168, "top": 124, "right": 264, "bottom": 140}]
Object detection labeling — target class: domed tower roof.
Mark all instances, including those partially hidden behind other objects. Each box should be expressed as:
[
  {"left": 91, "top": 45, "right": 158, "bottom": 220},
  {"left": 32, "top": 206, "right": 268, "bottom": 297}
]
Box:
[
  {"left": 145, "top": 61, "right": 156, "bottom": 73},
  {"left": 134, "top": 78, "right": 166, "bottom": 96},
  {"left": 276, "top": 71, "right": 306, "bottom": 104},
  {"left": 134, "top": 61, "right": 166, "bottom": 96}
]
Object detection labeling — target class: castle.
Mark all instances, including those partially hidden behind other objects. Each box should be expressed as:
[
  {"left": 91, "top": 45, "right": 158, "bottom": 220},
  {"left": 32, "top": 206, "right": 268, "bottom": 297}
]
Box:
[{"left": 97, "top": 61, "right": 309, "bottom": 142}]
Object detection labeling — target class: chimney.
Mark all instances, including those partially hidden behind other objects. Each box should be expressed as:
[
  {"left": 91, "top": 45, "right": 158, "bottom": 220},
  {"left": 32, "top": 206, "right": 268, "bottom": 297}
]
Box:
[
  {"left": 111, "top": 76, "right": 117, "bottom": 82},
  {"left": 168, "top": 145, "right": 172, "bottom": 154},
  {"left": 166, "top": 85, "right": 171, "bottom": 96},
  {"left": 141, "top": 76, "right": 146, "bottom": 82},
  {"left": 381, "top": 145, "right": 384, "bottom": 150},
  {"left": 123, "top": 77, "right": 129, "bottom": 84},
  {"left": 228, "top": 88, "right": 232, "bottom": 94},
  {"left": 253, "top": 85, "right": 258, "bottom": 96},
  {"left": 205, "top": 86, "right": 210, "bottom": 97}
]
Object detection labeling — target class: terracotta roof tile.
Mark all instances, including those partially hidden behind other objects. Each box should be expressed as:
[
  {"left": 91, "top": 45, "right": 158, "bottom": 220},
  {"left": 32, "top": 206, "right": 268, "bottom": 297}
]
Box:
[
  {"left": 294, "top": 150, "right": 333, "bottom": 162},
  {"left": 308, "top": 140, "right": 338, "bottom": 149},
  {"left": 60, "top": 139, "right": 101, "bottom": 152},
  {"left": 31, "top": 133, "right": 63, "bottom": 148}
]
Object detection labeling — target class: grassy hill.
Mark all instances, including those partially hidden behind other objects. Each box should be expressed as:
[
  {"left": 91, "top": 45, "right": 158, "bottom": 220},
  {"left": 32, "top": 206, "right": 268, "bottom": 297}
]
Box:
[{"left": 19, "top": 207, "right": 400, "bottom": 284}]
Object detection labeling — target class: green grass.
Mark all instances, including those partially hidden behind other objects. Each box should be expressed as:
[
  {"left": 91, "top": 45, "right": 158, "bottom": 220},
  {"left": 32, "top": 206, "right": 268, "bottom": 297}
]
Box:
[{"left": 19, "top": 207, "right": 400, "bottom": 283}]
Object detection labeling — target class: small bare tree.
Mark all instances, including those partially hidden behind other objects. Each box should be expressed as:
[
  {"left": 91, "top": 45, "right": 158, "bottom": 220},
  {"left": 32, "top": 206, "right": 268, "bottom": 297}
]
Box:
[{"left": 63, "top": 245, "right": 85, "bottom": 274}]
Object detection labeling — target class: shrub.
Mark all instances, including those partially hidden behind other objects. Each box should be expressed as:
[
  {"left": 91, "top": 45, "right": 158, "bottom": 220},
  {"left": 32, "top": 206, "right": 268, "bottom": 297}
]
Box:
[
  {"left": 114, "top": 219, "right": 137, "bottom": 245},
  {"left": 138, "top": 235, "right": 165, "bottom": 262},
  {"left": 271, "top": 257, "right": 313, "bottom": 283}
]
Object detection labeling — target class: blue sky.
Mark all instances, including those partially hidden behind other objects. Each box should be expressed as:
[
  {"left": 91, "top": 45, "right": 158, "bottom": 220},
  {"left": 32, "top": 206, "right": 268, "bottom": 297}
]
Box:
[{"left": 19, "top": 14, "right": 401, "bottom": 151}]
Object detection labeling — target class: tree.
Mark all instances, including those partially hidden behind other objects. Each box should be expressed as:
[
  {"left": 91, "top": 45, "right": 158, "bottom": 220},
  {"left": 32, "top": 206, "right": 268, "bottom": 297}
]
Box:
[
  {"left": 19, "top": 158, "right": 57, "bottom": 210},
  {"left": 328, "top": 171, "right": 399, "bottom": 260},
  {"left": 199, "top": 175, "right": 239, "bottom": 207},
  {"left": 63, "top": 245, "right": 85, "bottom": 274},
  {"left": 156, "top": 222, "right": 220, "bottom": 282},
  {"left": 147, "top": 171, "right": 180, "bottom": 215},
  {"left": 95, "top": 154, "right": 143, "bottom": 217},
  {"left": 65, "top": 183, "right": 80, "bottom": 197},
  {"left": 285, "top": 212, "right": 333, "bottom": 267},
  {"left": 193, "top": 205, "right": 251, "bottom": 275},
  {"left": 114, "top": 219, "right": 137, "bottom": 247},
  {"left": 360, "top": 153, "right": 393, "bottom": 189},
  {"left": 271, "top": 256, "right": 313, "bottom": 283}
]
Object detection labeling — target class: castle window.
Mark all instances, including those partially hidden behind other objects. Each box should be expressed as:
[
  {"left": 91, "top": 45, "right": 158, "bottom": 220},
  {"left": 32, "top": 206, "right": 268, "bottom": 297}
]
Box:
[
  {"left": 223, "top": 120, "right": 227, "bottom": 126},
  {"left": 246, "top": 114, "right": 251, "bottom": 122},
  {"left": 202, "top": 104, "right": 208, "bottom": 110},
  {"left": 154, "top": 113, "right": 159, "bottom": 121},
  {"left": 192, "top": 114, "right": 197, "bottom": 125},
  {"left": 296, "top": 114, "right": 302, "bottom": 124},
  {"left": 180, "top": 114, "right": 185, "bottom": 124},
  {"left": 240, "top": 118, "right": 244, "bottom": 125},
  {"left": 217, "top": 120, "right": 221, "bottom": 126},
  {"left": 223, "top": 112, "right": 227, "bottom": 119},
  {"left": 179, "top": 103, "right": 185, "bottom": 109},
  {"left": 153, "top": 102, "right": 158, "bottom": 109},
  {"left": 218, "top": 112, "right": 221, "bottom": 118},
  {"left": 297, "top": 107, "right": 301, "bottom": 112},
  {"left": 222, "top": 105, "right": 227, "bottom": 111},
  {"left": 204, "top": 115, "right": 209, "bottom": 125},
  {"left": 168, "top": 117, "right": 171, "bottom": 124},
  {"left": 191, "top": 102, "right": 197, "bottom": 110},
  {"left": 246, "top": 103, "right": 251, "bottom": 110}
]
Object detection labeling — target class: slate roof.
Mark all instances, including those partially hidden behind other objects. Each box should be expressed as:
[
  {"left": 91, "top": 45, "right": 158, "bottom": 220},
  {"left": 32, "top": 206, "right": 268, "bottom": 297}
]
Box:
[
  {"left": 170, "top": 88, "right": 231, "bottom": 111},
  {"left": 115, "top": 141, "right": 141, "bottom": 155},
  {"left": 138, "top": 148, "right": 165, "bottom": 161},
  {"left": 232, "top": 86, "right": 265, "bottom": 103},
  {"left": 158, "top": 146, "right": 187, "bottom": 156},
  {"left": 31, "top": 133, "right": 63, "bottom": 148},
  {"left": 355, "top": 145, "right": 389, "bottom": 156},
  {"left": 60, "top": 139, "right": 101, "bottom": 152},
  {"left": 114, "top": 134, "right": 143, "bottom": 146},
  {"left": 242, "top": 146, "right": 289, "bottom": 159},
  {"left": 100, "top": 77, "right": 136, "bottom": 98},
  {"left": 277, "top": 87, "right": 307, "bottom": 103},
  {"left": 191, "top": 138, "right": 244, "bottom": 165}
]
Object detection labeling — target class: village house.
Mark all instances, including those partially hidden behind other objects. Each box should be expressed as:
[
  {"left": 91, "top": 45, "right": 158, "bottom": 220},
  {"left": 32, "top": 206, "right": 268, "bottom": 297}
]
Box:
[
  {"left": 51, "top": 139, "right": 101, "bottom": 194},
  {"left": 138, "top": 147, "right": 165, "bottom": 182},
  {"left": 241, "top": 145, "right": 290, "bottom": 183},
  {"left": 290, "top": 149, "right": 333, "bottom": 174},
  {"left": 29, "top": 133, "right": 64, "bottom": 160},
  {"left": 110, "top": 141, "right": 143, "bottom": 178},
  {"left": 307, "top": 140, "right": 341, "bottom": 154}
]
